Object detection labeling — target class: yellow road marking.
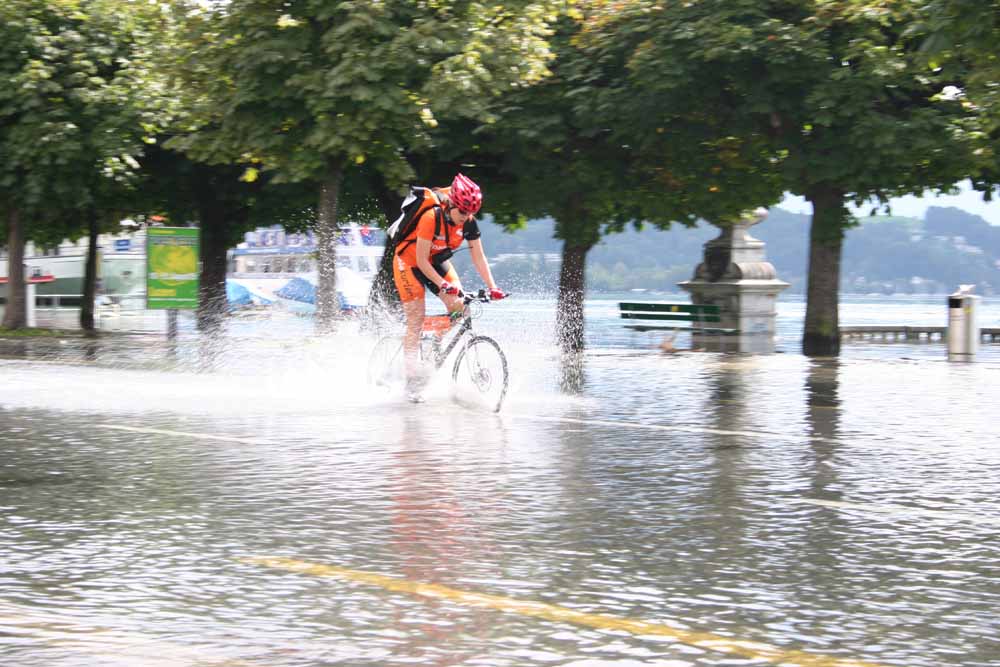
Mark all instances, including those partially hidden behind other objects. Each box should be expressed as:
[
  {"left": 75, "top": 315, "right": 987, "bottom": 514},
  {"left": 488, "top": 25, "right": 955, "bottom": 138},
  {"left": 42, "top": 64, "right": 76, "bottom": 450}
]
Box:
[
  {"left": 792, "top": 498, "right": 1000, "bottom": 526},
  {"left": 241, "top": 556, "right": 887, "bottom": 667}
]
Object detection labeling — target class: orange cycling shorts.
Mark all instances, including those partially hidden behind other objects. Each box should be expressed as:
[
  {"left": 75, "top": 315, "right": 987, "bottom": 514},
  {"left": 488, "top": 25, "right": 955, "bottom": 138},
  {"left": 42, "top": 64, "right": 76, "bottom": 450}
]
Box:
[{"left": 394, "top": 253, "right": 461, "bottom": 304}]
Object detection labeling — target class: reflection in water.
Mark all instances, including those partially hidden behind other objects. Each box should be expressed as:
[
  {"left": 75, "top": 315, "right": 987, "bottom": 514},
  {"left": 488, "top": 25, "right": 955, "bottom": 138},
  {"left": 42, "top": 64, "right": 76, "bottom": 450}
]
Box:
[
  {"left": 165, "top": 336, "right": 179, "bottom": 364},
  {"left": 702, "top": 366, "right": 751, "bottom": 583},
  {"left": 558, "top": 350, "right": 586, "bottom": 394},
  {"left": 804, "top": 358, "right": 842, "bottom": 497},
  {"left": 391, "top": 416, "right": 481, "bottom": 576},
  {"left": 2, "top": 339, "right": 28, "bottom": 359},
  {"left": 387, "top": 414, "right": 504, "bottom": 666},
  {"left": 804, "top": 358, "right": 841, "bottom": 441},
  {"left": 706, "top": 364, "right": 747, "bottom": 437},
  {"left": 197, "top": 332, "right": 223, "bottom": 372}
]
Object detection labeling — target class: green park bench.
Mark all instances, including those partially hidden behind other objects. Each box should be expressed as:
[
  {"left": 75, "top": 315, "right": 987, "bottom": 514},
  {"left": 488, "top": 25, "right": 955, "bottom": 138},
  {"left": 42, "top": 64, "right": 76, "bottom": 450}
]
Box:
[{"left": 618, "top": 302, "right": 739, "bottom": 336}]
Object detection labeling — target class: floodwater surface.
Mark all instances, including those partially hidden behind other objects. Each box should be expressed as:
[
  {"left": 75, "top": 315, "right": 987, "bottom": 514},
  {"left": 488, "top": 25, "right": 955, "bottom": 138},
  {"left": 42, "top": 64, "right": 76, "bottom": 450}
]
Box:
[{"left": 1, "top": 296, "right": 999, "bottom": 667}]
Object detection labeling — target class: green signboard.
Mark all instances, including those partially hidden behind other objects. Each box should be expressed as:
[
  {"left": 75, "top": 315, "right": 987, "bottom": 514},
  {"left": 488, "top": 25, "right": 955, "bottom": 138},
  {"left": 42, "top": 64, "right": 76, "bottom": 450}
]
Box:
[{"left": 146, "top": 227, "right": 199, "bottom": 310}]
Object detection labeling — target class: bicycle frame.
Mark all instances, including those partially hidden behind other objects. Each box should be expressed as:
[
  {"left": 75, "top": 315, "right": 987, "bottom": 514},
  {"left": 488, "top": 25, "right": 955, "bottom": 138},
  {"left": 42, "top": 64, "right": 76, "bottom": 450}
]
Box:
[
  {"left": 370, "top": 288, "right": 508, "bottom": 411},
  {"left": 426, "top": 300, "right": 478, "bottom": 369}
]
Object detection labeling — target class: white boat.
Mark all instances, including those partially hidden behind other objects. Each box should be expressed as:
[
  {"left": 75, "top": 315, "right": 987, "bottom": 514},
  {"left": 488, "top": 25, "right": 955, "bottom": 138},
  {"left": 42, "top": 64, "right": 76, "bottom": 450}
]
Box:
[
  {"left": 0, "top": 230, "right": 146, "bottom": 307},
  {"left": 227, "top": 224, "right": 386, "bottom": 312}
]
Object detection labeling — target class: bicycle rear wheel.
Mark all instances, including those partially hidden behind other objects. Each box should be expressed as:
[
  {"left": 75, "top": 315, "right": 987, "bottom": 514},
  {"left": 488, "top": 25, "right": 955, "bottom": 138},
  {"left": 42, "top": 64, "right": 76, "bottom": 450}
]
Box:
[
  {"left": 367, "top": 336, "right": 406, "bottom": 393},
  {"left": 452, "top": 335, "right": 509, "bottom": 412}
]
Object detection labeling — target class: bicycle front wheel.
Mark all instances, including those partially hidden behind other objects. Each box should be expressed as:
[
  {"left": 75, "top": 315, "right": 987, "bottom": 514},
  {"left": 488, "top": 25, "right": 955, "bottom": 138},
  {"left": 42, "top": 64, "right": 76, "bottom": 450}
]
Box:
[
  {"left": 367, "top": 336, "right": 406, "bottom": 393},
  {"left": 452, "top": 335, "right": 509, "bottom": 412}
]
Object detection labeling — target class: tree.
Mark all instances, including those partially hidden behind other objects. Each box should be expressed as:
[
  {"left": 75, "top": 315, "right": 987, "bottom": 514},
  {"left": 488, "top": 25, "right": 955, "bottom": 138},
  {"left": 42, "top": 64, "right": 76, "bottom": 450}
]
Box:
[
  {"left": 173, "top": 0, "right": 569, "bottom": 332},
  {"left": 584, "top": 0, "right": 982, "bottom": 355},
  {"left": 480, "top": 9, "right": 783, "bottom": 360},
  {"left": 0, "top": 0, "right": 171, "bottom": 332}
]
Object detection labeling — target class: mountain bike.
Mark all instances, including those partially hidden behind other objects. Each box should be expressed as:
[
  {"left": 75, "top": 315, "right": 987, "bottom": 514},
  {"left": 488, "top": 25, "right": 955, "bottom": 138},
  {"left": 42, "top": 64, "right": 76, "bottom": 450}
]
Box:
[{"left": 367, "top": 290, "right": 510, "bottom": 412}]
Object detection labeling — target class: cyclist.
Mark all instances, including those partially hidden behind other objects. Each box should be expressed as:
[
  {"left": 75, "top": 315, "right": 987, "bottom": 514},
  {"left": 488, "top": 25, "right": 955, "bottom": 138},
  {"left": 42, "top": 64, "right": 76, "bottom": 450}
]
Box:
[{"left": 393, "top": 173, "right": 506, "bottom": 402}]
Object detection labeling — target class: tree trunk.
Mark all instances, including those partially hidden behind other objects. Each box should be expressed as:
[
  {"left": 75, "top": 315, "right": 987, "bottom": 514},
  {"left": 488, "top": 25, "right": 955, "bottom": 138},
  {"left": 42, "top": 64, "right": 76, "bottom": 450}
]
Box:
[
  {"left": 367, "top": 186, "right": 404, "bottom": 320},
  {"left": 314, "top": 160, "right": 344, "bottom": 333},
  {"left": 371, "top": 245, "right": 397, "bottom": 305},
  {"left": 80, "top": 208, "right": 99, "bottom": 335},
  {"left": 803, "top": 186, "right": 847, "bottom": 356},
  {"left": 557, "top": 241, "right": 593, "bottom": 354},
  {"left": 2, "top": 208, "right": 26, "bottom": 330},
  {"left": 196, "top": 197, "right": 232, "bottom": 334}
]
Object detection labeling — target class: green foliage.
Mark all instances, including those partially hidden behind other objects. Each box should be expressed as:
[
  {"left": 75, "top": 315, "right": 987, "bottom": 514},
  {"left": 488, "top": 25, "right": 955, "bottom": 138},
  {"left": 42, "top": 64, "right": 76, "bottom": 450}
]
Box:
[
  {"left": 171, "top": 0, "right": 569, "bottom": 188},
  {"left": 911, "top": 0, "right": 1000, "bottom": 122},
  {"left": 580, "top": 0, "right": 980, "bottom": 206},
  {"left": 164, "top": 0, "right": 570, "bottom": 324},
  {"left": 0, "top": 327, "right": 77, "bottom": 338},
  {"left": 0, "top": 0, "right": 174, "bottom": 225},
  {"left": 583, "top": 26, "right": 783, "bottom": 220},
  {"left": 480, "top": 8, "right": 783, "bottom": 251}
]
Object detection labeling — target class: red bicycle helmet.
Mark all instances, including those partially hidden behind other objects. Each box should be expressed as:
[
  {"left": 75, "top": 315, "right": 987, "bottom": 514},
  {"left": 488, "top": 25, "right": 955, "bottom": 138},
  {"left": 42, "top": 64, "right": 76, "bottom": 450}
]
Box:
[{"left": 450, "top": 173, "right": 482, "bottom": 215}]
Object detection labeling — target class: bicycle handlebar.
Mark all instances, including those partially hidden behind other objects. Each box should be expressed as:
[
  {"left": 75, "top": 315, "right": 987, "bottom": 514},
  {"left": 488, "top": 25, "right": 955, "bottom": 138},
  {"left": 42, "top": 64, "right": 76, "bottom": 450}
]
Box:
[{"left": 462, "top": 289, "right": 510, "bottom": 304}]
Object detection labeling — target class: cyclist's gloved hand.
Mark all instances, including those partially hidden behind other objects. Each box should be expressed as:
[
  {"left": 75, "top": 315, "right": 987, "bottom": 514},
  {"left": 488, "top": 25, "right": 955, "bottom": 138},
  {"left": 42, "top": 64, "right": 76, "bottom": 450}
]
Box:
[
  {"left": 440, "top": 280, "right": 462, "bottom": 296},
  {"left": 488, "top": 287, "right": 507, "bottom": 301}
]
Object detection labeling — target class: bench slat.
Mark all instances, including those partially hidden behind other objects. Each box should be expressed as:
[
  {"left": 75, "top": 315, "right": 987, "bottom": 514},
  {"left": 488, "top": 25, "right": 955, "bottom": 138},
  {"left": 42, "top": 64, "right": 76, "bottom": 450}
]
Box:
[
  {"left": 619, "top": 302, "right": 720, "bottom": 314},
  {"left": 621, "top": 312, "right": 721, "bottom": 323},
  {"left": 619, "top": 301, "right": 739, "bottom": 337},
  {"left": 625, "top": 324, "right": 738, "bottom": 334}
]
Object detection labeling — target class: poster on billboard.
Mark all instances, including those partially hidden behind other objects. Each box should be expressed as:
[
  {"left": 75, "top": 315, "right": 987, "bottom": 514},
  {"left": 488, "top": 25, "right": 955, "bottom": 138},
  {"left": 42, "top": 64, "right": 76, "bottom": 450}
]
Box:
[{"left": 146, "top": 227, "right": 199, "bottom": 310}]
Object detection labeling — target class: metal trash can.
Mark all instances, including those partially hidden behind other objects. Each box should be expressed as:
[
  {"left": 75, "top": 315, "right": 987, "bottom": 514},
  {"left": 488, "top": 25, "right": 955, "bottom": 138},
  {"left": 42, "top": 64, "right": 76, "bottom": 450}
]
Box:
[{"left": 947, "top": 287, "right": 980, "bottom": 361}]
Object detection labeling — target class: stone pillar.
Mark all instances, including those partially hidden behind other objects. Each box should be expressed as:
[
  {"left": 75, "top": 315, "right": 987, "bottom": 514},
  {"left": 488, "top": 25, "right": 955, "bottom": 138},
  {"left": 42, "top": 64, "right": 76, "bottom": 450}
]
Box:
[{"left": 678, "top": 208, "right": 789, "bottom": 353}]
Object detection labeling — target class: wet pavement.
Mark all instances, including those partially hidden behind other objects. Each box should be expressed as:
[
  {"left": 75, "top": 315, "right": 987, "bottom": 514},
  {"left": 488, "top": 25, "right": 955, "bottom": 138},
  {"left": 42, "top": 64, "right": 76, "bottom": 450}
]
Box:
[{"left": 2, "top": 308, "right": 999, "bottom": 667}]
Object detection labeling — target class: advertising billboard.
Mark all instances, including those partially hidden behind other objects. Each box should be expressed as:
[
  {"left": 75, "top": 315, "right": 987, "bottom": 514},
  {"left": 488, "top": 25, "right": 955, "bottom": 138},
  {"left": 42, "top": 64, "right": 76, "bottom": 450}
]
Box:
[{"left": 146, "top": 227, "right": 199, "bottom": 310}]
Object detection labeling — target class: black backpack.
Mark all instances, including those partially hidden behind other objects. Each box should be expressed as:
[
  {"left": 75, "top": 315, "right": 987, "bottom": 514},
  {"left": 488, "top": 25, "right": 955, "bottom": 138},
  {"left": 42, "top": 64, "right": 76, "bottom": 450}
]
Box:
[{"left": 386, "top": 187, "right": 446, "bottom": 252}]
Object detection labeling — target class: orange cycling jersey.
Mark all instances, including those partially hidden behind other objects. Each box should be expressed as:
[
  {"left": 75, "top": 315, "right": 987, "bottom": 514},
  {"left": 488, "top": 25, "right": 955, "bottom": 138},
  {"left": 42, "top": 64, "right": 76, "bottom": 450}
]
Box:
[{"left": 395, "top": 187, "right": 481, "bottom": 267}]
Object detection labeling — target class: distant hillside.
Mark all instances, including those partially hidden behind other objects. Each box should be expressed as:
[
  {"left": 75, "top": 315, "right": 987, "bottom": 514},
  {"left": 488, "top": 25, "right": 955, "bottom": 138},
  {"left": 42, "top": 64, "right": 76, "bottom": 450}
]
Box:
[
  {"left": 455, "top": 205, "right": 1000, "bottom": 295},
  {"left": 758, "top": 206, "right": 1000, "bottom": 295}
]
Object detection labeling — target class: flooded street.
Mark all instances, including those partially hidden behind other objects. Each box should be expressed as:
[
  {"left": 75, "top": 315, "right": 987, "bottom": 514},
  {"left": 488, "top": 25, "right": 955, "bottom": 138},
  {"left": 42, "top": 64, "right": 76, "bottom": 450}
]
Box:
[{"left": 2, "top": 297, "right": 999, "bottom": 667}]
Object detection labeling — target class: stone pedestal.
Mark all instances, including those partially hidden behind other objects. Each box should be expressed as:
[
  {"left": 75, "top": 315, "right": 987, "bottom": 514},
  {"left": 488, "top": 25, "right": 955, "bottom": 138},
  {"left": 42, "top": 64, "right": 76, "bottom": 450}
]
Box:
[{"left": 678, "top": 208, "right": 789, "bottom": 353}]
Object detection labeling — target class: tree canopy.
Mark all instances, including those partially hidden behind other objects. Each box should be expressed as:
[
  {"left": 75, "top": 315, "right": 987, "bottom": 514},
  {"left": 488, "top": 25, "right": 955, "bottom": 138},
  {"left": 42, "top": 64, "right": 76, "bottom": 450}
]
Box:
[
  {"left": 167, "top": 0, "right": 570, "bottom": 328},
  {"left": 577, "top": 0, "right": 983, "bottom": 354}
]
